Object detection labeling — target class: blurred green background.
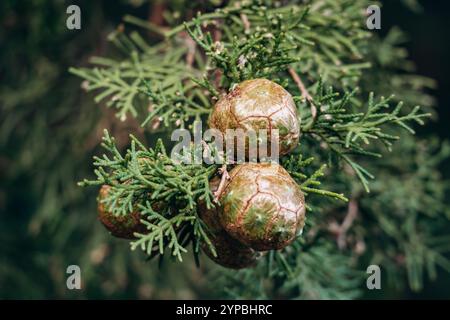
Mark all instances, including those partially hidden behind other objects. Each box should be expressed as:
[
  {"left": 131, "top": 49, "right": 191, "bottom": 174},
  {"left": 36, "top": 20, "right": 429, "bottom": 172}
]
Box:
[{"left": 0, "top": 0, "right": 449, "bottom": 299}]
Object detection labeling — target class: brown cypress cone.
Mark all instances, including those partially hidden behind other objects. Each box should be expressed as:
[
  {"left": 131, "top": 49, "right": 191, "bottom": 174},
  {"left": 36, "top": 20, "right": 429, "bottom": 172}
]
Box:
[
  {"left": 198, "top": 177, "right": 260, "bottom": 269},
  {"left": 217, "top": 162, "right": 306, "bottom": 251},
  {"left": 209, "top": 78, "right": 300, "bottom": 157},
  {"left": 97, "top": 185, "right": 147, "bottom": 239}
]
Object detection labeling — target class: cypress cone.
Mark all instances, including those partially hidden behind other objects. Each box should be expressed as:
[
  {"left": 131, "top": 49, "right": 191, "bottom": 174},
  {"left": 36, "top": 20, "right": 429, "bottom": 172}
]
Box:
[
  {"left": 217, "top": 162, "right": 306, "bottom": 251},
  {"left": 97, "top": 185, "right": 147, "bottom": 239},
  {"left": 209, "top": 78, "right": 300, "bottom": 157},
  {"left": 198, "top": 178, "right": 259, "bottom": 269}
]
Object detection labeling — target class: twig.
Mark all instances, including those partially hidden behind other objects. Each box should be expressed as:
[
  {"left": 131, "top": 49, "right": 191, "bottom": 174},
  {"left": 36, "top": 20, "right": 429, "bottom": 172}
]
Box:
[
  {"left": 201, "top": 140, "right": 212, "bottom": 163},
  {"left": 213, "top": 27, "right": 223, "bottom": 92},
  {"left": 185, "top": 34, "right": 197, "bottom": 67},
  {"left": 288, "top": 67, "right": 317, "bottom": 120},
  {"left": 329, "top": 198, "right": 359, "bottom": 249},
  {"left": 149, "top": 1, "right": 165, "bottom": 27},
  {"left": 240, "top": 13, "right": 251, "bottom": 33},
  {"left": 337, "top": 198, "right": 358, "bottom": 249},
  {"left": 213, "top": 164, "right": 230, "bottom": 203}
]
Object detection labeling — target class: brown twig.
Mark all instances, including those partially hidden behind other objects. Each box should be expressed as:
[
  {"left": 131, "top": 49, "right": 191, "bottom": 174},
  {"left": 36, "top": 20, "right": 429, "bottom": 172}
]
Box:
[
  {"left": 288, "top": 67, "right": 317, "bottom": 120},
  {"left": 212, "top": 27, "right": 223, "bottom": 93},
  {"left": 213, "top": 164, "right": 230, "bottom": 203},
  {"left": 337, "top": 198, "right": 358, "bottom": 249},
  {"left": 329, "top": 198, "right": 359, "bottom": 249},
  {"left": 185, "top": 35, "right": 197, "bottom": 67},
  {"left": 149, "top": 1, "right": 165, "bottom": 26},
  {"left": 240, "top": 13, "right": 251, "bottom": 33},
  {"left": 201, "top": 140, "right": 212, "bottom": 162}
]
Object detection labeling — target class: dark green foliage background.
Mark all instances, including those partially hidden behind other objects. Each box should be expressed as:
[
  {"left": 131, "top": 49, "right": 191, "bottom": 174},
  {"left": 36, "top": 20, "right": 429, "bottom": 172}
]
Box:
[{"left": 0, "top": 0, "right": 449, "bottom": 299}]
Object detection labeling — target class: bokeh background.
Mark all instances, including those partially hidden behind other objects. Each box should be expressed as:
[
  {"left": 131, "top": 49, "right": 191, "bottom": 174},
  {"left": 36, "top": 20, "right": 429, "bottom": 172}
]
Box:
[
  {"left": 381, "top": 0, "right": 450, "bottom": 298},
  {"left": 0, "top": 0, "right": 449, "bottom": 299}
]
